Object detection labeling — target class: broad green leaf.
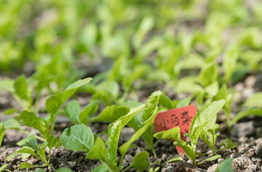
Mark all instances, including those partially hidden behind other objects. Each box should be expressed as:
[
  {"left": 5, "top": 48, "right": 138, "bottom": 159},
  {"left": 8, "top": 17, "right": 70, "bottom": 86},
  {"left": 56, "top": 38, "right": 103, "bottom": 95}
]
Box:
[
  {"left": 130, "top": 151, "right": 150, "bottom": 170},
  {"left": 79, "top": 101, "right": 99, "bottom": 124},
  {"left": 14, "top": 75, "right": 29, "bottom": 101},
  {"left": 107, "top": 104, "right": 144, "bottom": 166},
  {"left": 244, "top": 92, "right": 262, "bottom": 108},
  {"left": 3, "top": 108, "right": 17, "bottom": 115},
  {"left": 190, "top": 100, "right": 225, "bottom": 145},
  {"left": 0, "top": 78, "right": 14, "bottom": 93},
  {"left": 93, "top": 105, "right": 130, "bottom": 123},
  {"left": 34, "top": 169, "right": 46, "bottom": 172},
  {"left": 221, "top": 139, "right": 237, "bottom": 149},
  {"left": 4, "top": 118, "right": 21, "bottom": 130},
  {"left": 18, "top": 147, "right": 39, "bottom": 159},
  {"left": 60, "top": 124, "right": 94, "bottom": 152},
  {"left": 65, "top": 100, "right": 81, "bottom": 124},
  {"left": 56, "top": 168, "right": 72, "bottom": 172},
  {"left": 214, "top": 84, "right": 227, "bottom": 101},
  {"left": 176, "top": 97, "right": 192, "bottom": 108},
  {"left": 154, "top": 127, "right": 195, "bottom": 162},
  {"left": 167, "top": 156, "right": 184, "bottom": 163},
  {"left": 205, "top": 81, "right": 219, "bottom": 97},
  {"left": 216, "top": 158, "right": 234, "bottom": 172},
  {"left": 0, "top": 164, "right": 8, "bottom": 172},
  {"left": 46, "top": 135, "right": 60, "bottom": 149},
  {"left": 14, "top": 111, "right": 49, "bottom": 138},
  {"left": 230, "top": 108, "right": 262, "bottom": 125},
  {"left": 86, "top": 137, "right": 108, "bottom": 162},
  {"left": 120, "top": 123, "right": 150, "bottom": 159},
  {"left": 223, "top": 46, "right": 239, "bottom": 82},
  {"left": 133, "top": 16, "right": 154, "bottom": 49},
  {"left": 197, "top": 155, "right": 221, "bottom": 165},
  {"left": 0, "top": 122, "right": 5, "bottom": 147},
  {"left": 19, "top": 162, "right": 34, "bottom": 169},
  {"left": 37, "top": 142, "right": 48, "bottom": 164},
  {"left": 17, "top": 136, "right": 38, "bottom": 151},
  {"left": 46, "top": 78, "right": 92, "bottom": 123},
  {"left": 92, "top": 164, "right": 110, "bottom": 172},
  {"left": 198, "top": 62, "right": 218, "bottom": 87}
]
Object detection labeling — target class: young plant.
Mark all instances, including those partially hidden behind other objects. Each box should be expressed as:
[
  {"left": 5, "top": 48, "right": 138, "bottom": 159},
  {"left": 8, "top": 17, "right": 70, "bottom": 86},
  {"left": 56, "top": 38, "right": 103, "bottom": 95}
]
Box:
[
  {"left": 60, "top": 104, "right": 151, "bottom": 172},
  {"left": 214, "top": 85, "right": 262, "bottom": 130},
  {"left": 93, "top": 91, "right": 176, "bottom": 157},
  {"left": 154, "top": 100, "right": 230, "bottom": 165}
]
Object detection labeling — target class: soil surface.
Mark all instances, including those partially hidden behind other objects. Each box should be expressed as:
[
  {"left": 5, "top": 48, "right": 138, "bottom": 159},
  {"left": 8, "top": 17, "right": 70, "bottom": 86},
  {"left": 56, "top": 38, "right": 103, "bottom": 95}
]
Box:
[{"left": 0, "top": 73, "right": 262, "bottom": 172}]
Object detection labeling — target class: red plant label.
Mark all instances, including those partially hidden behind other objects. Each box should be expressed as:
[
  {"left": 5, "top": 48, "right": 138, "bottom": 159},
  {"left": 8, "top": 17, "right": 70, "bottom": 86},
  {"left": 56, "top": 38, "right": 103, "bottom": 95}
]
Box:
[{"left": 154, "top": 105, "right": 197, "bottom": 154}]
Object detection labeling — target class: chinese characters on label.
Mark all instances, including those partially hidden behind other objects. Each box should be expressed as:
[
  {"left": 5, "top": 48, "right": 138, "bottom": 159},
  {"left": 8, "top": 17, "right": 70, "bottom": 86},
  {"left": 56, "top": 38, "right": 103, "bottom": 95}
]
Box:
[{"left": 154, "top": 105, "right": 197, "bottom": 154}]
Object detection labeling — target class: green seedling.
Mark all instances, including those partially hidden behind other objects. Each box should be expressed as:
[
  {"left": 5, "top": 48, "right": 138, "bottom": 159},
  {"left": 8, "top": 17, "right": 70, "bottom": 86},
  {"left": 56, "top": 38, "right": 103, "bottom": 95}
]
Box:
[
  {"left": 214, "top": 85, "right": 262, "bottom": 130},
  {"left": 93, "top": 91, "right": 176, "bottom": 157},
  {"left": 154, "top": 100, "right": 236, "bottom": 165},
  {"left": 61, "top": 104, "right": 150, "bottom": 172}
]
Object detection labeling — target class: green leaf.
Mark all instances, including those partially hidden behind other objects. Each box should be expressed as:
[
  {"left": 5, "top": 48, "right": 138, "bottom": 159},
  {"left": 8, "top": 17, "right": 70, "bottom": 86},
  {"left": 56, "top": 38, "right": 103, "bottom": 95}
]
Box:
[
  {"left": 60, "top": 124, "right": 94, "bottom": 152},
  {"left": 0, "top": 122, "right": 5, "bottom": 147},
  {"left": 4, "top": 118, "right": 21, "bottom": 130},
  {"left": 93, "top": 105, "right": 130, "bottom": 123},
  {"left": 197, "top": 155, "right": 221, "bottom": 165},
  {"left": 56, "top": 168, "right": 72, "bottom": 172},
  {"left": 14, "top": 110, "right": 49, "bottom": 138},
  {"left": 37, "top": 142, "right": 48, "bottom": 164},
  {"left": 3, "top": 108, "right": 17, "bottom": 115},
  {"left": 0, "top": 78, "right": 14, "bottom": 93},
  {"left": 190, "top": 100, "right": 225, "bottom": 146},
  {"left": 221, "top": 139, "right": 237, "bottom": 149},
  {"left": 17, "top": 136, "right": 39, "bottom": 151},
  {"left": 92, "top": 164, "right": 110, "bottom": 172},
  {"left": 19, "top": 162, "right": 34, "bottom": 169},
  {"left": 0, "top": 164, "right": 8, "bottom": 172},
  {"left": 223, "top": 46, "right": 239, "bottom": 82},
  {"left": 119, "top": 123, "right": 150, "bottom": 160},
  {"left": 86, "top": 137, "right": 108, "bottom": 162},
  {"left": 79, "top": 101, "right": 99, "bottom": 124},
  {"left": 18, "top": 147, "right": 39, "bottom": 159},
  {"left": 14, "top": 75, "right": 29, "bottom": 101},
  {"left": 34, "top": 169, "right": 46, "bottom": 172},
  {"left": 230, "top": 108, "right": 262, "bottom": 125},
  {"left": 154, "top": 127, "right": 195, "bottom": 162},
  {"left": 198, "top": 62, "right": 218, "bottom": 87},
  {"left": 46, "top": 78, "right": 92, "bottom": 123},
  {"left": 65, "top": 100, "right": 81, "bottom": 124},
  {"left": 216, "top": 158, "right": 234, "bottom": 172},
  {"left": 244, "top": 92, "right": 262, "bottom": 108},
  {"left": 167, "top": 156, "right": 184, "bottom": 163},
  {"left": 176, "top": 97, "right": 192, "bottom": 108},
  {"left": 46, "top": 135, "right": 60, "bottom": 149},
  {"left": 130, "top": 151, "right": 150, "bottom": 170},
  {"left": 214, "top": 84, "right": 227, "bottom": 101},
  {"left": 107, "top": 104, "right": 145, "bottom": 166}
]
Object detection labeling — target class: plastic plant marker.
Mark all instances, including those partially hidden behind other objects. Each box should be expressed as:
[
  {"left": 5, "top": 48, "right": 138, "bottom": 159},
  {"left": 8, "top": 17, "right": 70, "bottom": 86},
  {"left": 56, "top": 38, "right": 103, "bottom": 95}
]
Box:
[{"left": 154, "top": 105, "right": 197, "bottom": 154}]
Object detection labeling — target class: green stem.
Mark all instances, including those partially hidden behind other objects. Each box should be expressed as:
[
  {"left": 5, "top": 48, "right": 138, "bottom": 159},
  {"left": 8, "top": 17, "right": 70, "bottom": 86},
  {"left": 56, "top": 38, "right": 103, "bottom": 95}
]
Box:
[
  {"left": 152, "top": 148, "right": 157, "bottom": 158},
  {"left": 121, "top": 165, "right": 131, "bottom": 172},
  {"left": 20, "top": 130, "right": 46, "bottom": 142}
]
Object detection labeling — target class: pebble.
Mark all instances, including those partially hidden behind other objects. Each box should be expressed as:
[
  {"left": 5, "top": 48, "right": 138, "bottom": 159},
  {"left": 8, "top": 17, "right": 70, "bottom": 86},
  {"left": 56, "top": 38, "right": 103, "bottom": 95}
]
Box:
[
  {"left": 161, "top": 166, "right": 175, "bottom": 172},
  {"left": 245, "top": 76, "right": 256, "bottom": 87},
  {"left": 207, "top": 164, "right": 219, "bottom": 172},
  {"left": 231, "top": 122, "right": 254, "bottom": 137},
  {"left": 125, "top": 154, "right": 133, "bottom": 162}
]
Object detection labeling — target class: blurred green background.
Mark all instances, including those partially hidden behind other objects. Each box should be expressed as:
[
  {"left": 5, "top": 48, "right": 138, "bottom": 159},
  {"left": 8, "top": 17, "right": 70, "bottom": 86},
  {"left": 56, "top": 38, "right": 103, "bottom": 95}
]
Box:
[{"left": 0, "top": 0, "right": 262, "bottom": 110}]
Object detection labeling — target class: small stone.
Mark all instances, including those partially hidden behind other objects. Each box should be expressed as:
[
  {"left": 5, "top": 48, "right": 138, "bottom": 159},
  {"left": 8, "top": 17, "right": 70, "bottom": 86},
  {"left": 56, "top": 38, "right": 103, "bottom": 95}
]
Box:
[
  {"left": 161, "top": 154, "right": 167, "bottom": 160},
  {"left": 207, "top": 164, "right": 219, "bottom": 172},
  {"left": 68, "top": 161, "right": 76, "bottom": 167},
  {"left": 245, "top": 76, "right": 256, "bottom": 87},
  {"left": 255, "top": 145, "right": 262, "bottom": 157},
  {"left": 231, "top": 122, "right": 254, "bottom": 137},
  {"left": 218, "top": 158, "right": 224, "bottom": 163},
  {"left": 242, "top": 87, "right": 254, "bottom": 99},
  {"left": 125, "top": 154, "right": 133, "bottom": 163},
  {"left": 161, "top": 166, "right": 174, "bottom": 172}
]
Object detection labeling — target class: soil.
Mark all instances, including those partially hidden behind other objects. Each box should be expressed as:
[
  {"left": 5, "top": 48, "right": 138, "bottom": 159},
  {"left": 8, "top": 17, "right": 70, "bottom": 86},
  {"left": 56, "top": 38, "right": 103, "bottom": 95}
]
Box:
[{"left": 0, "top": 73, "right": 262, "bottom": 172}]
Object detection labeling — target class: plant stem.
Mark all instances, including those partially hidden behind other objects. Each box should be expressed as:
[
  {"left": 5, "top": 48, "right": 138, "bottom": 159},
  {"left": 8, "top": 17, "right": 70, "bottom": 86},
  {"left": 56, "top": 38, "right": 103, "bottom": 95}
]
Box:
[
  {"left": 121, "top": 165, "right": 131, "bottom": 172},
  {"left": 20, "top": 130, "right": 46, "bottom": 142}
]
